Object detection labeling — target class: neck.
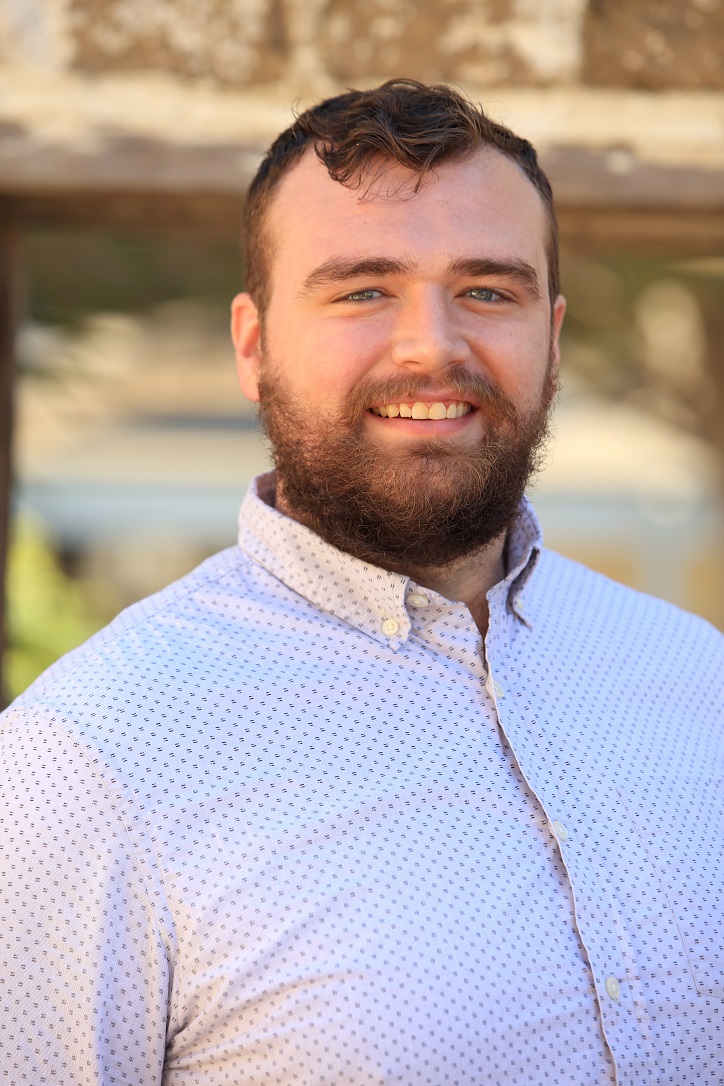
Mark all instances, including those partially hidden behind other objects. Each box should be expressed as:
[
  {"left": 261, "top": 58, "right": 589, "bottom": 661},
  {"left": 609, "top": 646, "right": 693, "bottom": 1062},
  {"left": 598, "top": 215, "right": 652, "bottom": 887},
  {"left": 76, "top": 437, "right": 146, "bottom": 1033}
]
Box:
[
  {"left": 403, "top": 537, "right": 506, "bottom": 637},
  {"left": 271, "top": 476, "right": 507, "bottom": 637}
]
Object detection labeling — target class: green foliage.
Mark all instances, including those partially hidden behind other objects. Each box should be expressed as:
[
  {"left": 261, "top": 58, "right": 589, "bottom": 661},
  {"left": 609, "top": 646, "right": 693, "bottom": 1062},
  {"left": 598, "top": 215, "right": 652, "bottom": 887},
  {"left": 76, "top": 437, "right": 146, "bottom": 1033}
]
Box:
[{"left": 4, "top": 517, "right": 117, "bottom": 701}]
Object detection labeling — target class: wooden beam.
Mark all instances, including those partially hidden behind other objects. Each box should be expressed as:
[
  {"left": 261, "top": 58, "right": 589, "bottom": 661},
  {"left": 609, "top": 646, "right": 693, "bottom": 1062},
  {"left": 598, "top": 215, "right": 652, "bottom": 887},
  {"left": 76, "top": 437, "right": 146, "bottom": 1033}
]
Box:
[
  {"left": 1, "top": 192, "right": 723, "bottom": 258},
  {"left": 0, "top": 190, "right": 245, "bottom": 243},
  {"left": 0, "top": 130, "right": 722, "bottom": 213},
  {"left": 0, "top": 129, "right": 262, "bottom": 197},
  {"left": 542, "top": 147, "right": 724, "bottom": 211},
  {"left": 1, "top": 197, "right": 722, "bottom": 263},
  {"left": 0, "top": 130, "right": 723, "bottom": 253},
  {"left": 557, "top": 207, "right": 724, "bottom": 256},
  {"left": 0, "top": 220, "right": 20, "bottom": 708}
]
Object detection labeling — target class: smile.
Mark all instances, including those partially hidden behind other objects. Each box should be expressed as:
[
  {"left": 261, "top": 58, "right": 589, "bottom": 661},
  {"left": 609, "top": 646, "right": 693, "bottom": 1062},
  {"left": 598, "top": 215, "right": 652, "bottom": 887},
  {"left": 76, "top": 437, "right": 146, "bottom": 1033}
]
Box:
[{"left": 369, "top": 401, "right": 474, "bottom": 420}]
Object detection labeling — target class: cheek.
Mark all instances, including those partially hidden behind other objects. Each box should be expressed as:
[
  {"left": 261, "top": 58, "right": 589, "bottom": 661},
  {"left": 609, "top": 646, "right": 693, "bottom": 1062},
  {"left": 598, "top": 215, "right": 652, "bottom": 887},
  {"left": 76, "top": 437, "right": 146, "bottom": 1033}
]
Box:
[
  {"left": 261, "top": 327, "right": 368, "bottom": 409},
  {"left": 483, "top": 323, "right": 552, "bottom": 405},
  {"left": 298, "top": 322, "right": 387, "bottom": 398}
]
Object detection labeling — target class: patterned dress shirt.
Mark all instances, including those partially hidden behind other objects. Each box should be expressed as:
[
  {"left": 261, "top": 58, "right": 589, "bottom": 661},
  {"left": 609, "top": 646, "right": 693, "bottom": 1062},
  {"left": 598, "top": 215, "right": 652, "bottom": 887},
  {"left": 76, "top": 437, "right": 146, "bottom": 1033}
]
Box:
[{"left": 1, "top": 472, "right": 723, "bottom": 1085}]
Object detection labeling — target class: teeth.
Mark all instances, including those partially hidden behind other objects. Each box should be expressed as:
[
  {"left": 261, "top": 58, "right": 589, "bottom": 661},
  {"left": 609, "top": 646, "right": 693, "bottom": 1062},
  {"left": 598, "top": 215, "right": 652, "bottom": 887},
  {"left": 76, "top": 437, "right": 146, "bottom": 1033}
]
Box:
[{"left": 371, "top": 401, "right": 472, "bottom": 419}]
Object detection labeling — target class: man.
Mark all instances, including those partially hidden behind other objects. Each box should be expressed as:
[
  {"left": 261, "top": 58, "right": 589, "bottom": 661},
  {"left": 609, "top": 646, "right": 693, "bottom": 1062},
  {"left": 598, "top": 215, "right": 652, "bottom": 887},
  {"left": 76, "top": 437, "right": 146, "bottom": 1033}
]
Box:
[{"left": 1, "top": 80, "right": 722, "bottom": 1085}]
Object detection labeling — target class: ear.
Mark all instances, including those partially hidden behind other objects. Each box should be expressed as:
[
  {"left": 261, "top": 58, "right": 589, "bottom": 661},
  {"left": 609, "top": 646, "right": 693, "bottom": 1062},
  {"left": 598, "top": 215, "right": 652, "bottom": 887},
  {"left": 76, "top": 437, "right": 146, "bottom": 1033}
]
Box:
[
  {"left": 231, "top": 291, "right": 262, "bottom": 402},
  {"left": 549, "top": 293, "right": 567, "bottom": 372}
]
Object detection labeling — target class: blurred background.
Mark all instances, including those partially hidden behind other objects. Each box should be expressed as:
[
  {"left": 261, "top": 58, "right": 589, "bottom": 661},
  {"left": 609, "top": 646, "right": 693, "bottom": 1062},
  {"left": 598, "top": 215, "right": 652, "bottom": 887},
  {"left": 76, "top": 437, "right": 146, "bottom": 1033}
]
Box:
[{"left": 0, "top": 0, "right": 723, "bottom": 701}]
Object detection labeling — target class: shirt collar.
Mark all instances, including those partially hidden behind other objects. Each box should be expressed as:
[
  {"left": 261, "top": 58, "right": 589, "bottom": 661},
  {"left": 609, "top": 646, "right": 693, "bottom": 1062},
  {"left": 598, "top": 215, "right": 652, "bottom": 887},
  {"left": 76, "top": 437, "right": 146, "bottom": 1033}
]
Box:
[
  {"left": 503, "top": 496, "right": 543, "bottom": 627},
  {"left": 237, "top": 474, "right": 412, "bottom": 649},
  {"left": 237, "top": 473, "right": 543, "bottom": 646}
]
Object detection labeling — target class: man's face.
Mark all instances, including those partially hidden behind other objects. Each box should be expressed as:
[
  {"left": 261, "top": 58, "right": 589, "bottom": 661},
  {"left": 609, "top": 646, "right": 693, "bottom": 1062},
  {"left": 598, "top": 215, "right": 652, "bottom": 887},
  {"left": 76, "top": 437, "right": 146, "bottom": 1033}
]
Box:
[{"left": 232, "top": 146, "right": 566, "bottom": 571}]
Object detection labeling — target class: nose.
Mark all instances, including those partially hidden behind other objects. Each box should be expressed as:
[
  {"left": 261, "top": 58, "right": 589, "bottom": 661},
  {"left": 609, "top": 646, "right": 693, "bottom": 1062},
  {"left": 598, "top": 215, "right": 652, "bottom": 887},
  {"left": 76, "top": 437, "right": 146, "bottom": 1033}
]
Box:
[{"left": 390, "top": 288, "right": 471, "bottom": 373}]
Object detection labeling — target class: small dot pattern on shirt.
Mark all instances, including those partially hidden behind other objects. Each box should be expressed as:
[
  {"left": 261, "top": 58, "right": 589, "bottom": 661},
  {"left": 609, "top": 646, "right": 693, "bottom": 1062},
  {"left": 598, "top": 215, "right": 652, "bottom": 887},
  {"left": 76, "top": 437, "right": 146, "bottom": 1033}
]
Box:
[{"left": 1, "top": 472, "right": 722, "bottom": 1085}]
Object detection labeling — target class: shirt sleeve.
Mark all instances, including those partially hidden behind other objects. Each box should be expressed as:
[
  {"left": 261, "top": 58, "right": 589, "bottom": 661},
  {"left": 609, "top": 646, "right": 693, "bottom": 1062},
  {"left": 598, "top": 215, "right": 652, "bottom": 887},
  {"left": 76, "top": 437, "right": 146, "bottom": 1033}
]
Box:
[{"left": 0, "top": 709, "right": 172, "bottom": 1085}]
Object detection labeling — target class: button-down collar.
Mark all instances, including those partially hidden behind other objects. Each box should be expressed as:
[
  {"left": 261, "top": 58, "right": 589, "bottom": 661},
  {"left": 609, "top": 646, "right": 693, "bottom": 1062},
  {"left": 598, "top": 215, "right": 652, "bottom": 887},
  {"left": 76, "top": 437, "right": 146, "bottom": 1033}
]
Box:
[
  {"left": 237, "top": 473, "right": 411, "bottom": 649},
  {"left": 237, "top": 472, "right": 542, "bottom": 645}
]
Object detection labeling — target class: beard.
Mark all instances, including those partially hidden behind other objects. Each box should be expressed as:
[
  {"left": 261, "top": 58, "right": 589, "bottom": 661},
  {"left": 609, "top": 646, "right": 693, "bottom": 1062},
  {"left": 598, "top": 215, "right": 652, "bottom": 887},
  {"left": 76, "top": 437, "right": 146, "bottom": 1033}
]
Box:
[{"left": 257, "top": 353, "right": 556, "bottom": 573}]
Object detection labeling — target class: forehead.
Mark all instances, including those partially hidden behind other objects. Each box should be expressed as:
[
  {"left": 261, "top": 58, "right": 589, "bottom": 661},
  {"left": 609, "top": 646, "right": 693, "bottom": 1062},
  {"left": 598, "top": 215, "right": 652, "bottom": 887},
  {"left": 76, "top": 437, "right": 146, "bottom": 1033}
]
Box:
[{"left": 265, "top": 146, "right": 550, "bottom": 277}]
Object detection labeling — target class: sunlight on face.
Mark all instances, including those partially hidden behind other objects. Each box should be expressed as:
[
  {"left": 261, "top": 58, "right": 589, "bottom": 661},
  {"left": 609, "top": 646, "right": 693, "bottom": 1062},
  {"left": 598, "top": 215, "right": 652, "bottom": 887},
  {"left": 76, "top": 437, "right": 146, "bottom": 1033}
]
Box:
[{"left": 235, "top": 148, "right": 565, "bottom": 569}]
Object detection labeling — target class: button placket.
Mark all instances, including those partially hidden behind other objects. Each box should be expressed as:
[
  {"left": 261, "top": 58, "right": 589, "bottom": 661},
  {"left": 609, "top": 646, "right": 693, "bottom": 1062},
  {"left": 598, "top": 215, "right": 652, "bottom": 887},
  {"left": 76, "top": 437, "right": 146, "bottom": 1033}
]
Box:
[
  {"left": 482, "top": 635, "right": 653, "bottom": 1078},
  {"left": 554, "top": 833, "right": 661, "bottom": 1081}
]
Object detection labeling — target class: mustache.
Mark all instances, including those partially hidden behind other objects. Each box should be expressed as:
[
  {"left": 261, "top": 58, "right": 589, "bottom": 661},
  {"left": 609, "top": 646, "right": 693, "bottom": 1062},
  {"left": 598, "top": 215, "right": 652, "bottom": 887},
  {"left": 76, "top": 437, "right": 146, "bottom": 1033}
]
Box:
[{"left": 342, "top": 368, "right": 520, "bottom": 430}]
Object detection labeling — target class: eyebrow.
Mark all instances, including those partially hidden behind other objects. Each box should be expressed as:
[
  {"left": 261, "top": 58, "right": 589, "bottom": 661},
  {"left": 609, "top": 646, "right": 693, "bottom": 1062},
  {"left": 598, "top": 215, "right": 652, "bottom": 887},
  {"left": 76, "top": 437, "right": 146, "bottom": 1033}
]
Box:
[
  {"left": 447, "top": 258, "right": 541, "bottom": 299},
  {"left": 300, "top": 257, "right": 416, "bottom": 295},
  {"left": 299, "top": 254, "right": 541, "bottom": 299}
]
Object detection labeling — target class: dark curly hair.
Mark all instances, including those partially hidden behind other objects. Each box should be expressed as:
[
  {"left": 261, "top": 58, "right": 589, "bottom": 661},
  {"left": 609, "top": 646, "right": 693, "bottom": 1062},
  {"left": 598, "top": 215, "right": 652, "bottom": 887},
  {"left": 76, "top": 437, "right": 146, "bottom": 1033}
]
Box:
[{"left": 243, "top": 79, "right": 559, "bottom": 314}]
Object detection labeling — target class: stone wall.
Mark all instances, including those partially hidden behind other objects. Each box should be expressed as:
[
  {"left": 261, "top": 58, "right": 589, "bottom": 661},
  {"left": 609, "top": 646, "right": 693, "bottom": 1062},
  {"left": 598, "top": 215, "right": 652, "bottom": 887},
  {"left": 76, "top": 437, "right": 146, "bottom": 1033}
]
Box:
[
  {"left": 2, "top": 0, "right": 723, "bottom": 93},
  {"left": 583, "top": 0, "right": 724, "bottom": 91}
]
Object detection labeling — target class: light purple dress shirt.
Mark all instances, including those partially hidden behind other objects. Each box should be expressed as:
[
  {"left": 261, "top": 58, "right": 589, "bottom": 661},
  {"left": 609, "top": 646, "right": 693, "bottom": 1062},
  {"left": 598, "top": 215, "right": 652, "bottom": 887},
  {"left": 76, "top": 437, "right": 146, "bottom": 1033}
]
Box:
[{"left": 1, "top": 473, "right": 722, "bottom": 1084}]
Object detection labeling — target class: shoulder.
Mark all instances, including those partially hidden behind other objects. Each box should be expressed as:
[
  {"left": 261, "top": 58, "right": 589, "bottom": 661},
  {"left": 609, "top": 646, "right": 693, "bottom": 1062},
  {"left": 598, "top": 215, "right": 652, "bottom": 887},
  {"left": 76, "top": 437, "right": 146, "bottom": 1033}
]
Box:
[
  {"left": 2, "top": 544, "right": 274, "bottom": 812},
  {"left": 7, "top": 544, "right": 268, "bottom": 734},
  {"left": 530, "top": 546, "right": 723, "bottom": 671}
]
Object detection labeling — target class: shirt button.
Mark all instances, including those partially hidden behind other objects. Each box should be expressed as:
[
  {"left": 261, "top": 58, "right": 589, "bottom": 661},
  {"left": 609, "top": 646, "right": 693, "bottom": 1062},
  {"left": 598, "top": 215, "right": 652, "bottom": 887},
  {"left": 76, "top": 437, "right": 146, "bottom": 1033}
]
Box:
[
  {"left": 493, "top": 679, "right": 505, "bottom": 699},
  {"left": 605, "top": 976, "right": 621, "bottom": 1001},
  {"left": 381, "top": 618, "right": 400, "bottom": 636},
  {"left": 406, "top": 592, "right": 430, "bottom": 608},
  {"left": 552, "top": 820, "right": 569, "bottom": 843}
]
